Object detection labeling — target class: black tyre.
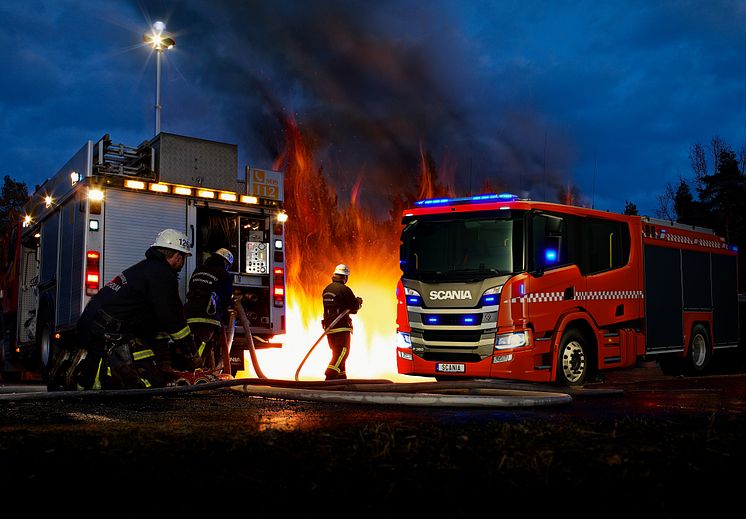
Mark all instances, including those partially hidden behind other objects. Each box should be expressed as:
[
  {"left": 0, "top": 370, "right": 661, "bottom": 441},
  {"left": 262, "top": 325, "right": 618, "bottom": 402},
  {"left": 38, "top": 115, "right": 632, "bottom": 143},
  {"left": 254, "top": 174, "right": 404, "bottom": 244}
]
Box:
[
  {"left": 556, "top": 329, "right": 592, "bottom": 386},
  {"left": 36, "top": 306, "right": 56, "bottom": 383},
  {"left": 685, "top": 324, "right": 711, "bottom": 376}
]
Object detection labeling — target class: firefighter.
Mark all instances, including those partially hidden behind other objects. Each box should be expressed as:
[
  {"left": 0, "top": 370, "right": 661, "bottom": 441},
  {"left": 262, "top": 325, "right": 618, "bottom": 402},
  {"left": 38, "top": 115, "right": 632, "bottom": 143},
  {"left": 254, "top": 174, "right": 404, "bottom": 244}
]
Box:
[
  {"left": 184, "top": 247, "right": 234, "bottom": 368},
  {"left": 321, "top": 264, "right": 363, "bottom": 380},
  {"left": 70, "top": 228, "right": 201, "bottom": 390}
]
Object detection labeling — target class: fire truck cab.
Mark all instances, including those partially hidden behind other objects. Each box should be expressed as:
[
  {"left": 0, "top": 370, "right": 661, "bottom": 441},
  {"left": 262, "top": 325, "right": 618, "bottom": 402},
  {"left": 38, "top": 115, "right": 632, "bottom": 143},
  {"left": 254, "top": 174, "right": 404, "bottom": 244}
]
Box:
[
  {"left": 396, "top": 193, "right": 740, "bottom": 385},
  {"left": 4, "top": 133, "right": 287, "bottom": 379}
]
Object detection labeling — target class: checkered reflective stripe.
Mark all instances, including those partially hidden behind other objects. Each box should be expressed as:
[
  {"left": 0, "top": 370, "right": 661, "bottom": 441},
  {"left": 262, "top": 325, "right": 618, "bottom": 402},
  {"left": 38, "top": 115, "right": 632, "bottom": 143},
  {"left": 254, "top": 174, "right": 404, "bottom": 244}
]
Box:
[
  {"left": 510, "top": 292, "right": 564, "bottom": 303},
  {"left": 577, "top": 290, "right": 644, "bottom": 300},
  {"left": 663, "top": 233, "right": 726, "bottom": 250},
  {"left": 510, "top": 290, "right": 644, "bottom": 303}
]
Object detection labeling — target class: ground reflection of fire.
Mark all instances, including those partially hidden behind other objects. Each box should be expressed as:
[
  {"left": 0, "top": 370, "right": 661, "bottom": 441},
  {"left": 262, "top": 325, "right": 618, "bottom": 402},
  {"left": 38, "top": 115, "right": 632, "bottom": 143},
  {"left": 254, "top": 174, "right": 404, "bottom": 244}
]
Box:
[{"left": 238, "top": 116, "right": 443, "bottom": 382}]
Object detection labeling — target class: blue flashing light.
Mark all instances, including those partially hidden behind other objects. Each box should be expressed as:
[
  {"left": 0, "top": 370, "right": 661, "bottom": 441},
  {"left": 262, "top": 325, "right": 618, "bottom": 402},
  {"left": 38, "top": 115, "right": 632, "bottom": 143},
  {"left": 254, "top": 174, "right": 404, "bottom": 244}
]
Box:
[
  {"left": 544, "top": 248, "right": 558, "bottom": 263},
  {"left": 462, "top": 315, "right": 476, "bottom": 324},
  {"left": 731, "top": 245, "right": 739, "bottom": 252},
  {"left": 482, "top": 295, "right": 497, "bottom": 305},
  {"left": 414, "top": 198, "right": 451, "bottom": 206},
  {"left": 470, "top": 194, "right": 499, "bottom": 201},
  {"left": 426, "top": 316, "right": 440, "bottom": 324},
  {"left": 519, "top": 283, "right": 525, "bottom": 295},
  {"left": 414, "top": 192, "right": 519, "bottom": 207},
  {"left": 406, "top": 295, "right": 422, "bottom": 306}
]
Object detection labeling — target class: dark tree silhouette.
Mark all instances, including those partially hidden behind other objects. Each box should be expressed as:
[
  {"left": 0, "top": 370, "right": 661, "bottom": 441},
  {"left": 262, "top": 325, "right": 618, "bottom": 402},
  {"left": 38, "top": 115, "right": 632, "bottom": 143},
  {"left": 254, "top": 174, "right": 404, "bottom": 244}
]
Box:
[{"left": 0, "top": 176, "right": 29, "bottom": 229}]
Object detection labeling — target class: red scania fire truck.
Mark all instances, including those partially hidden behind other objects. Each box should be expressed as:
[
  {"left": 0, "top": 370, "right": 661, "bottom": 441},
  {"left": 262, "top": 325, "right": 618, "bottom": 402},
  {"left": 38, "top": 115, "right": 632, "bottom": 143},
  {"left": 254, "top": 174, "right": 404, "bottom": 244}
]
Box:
[
  {"left": 396, "top": 193, "right": 741, "bottom": 385},
  {"left": 0, "top": 132, "right": 287, "bottom": 380}
]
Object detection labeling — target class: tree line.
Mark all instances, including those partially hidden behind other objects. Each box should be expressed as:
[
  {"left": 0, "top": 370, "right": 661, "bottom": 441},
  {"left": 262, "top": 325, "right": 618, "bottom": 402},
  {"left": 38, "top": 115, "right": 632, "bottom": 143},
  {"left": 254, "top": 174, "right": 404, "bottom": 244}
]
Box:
[{"left": 656, "top": 136, "right": 746, "bottom": 291}]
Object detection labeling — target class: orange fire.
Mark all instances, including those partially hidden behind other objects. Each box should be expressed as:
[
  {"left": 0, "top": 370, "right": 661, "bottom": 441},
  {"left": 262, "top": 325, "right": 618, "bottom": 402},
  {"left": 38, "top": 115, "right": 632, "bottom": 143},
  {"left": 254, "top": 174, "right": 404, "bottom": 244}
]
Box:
[{"left": 241, "top": 116, "right": 449, "bottom": 382}]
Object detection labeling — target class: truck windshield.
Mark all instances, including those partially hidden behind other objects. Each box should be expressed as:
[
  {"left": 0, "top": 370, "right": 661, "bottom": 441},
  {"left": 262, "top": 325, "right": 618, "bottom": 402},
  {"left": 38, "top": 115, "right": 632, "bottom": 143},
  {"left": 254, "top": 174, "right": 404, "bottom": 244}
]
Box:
[{"left": 400, "top": 212, "right": 524, "bottom": 281}]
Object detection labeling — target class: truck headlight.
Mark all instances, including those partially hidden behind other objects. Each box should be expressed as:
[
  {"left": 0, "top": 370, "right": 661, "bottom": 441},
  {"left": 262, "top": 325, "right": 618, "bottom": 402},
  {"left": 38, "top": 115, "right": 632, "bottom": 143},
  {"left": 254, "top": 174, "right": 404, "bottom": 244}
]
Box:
[
  {"left": 495, "top": 331, "right": 529, "bottom": 350},
  {"left": 404, "top": 287, "right": 422, "bottom": 306},
  {"left": 396, "top": 331, "right": 412, "bottom": 349},
  {"left": 481, "top": 285, "right": 502, "bottom": 306}
]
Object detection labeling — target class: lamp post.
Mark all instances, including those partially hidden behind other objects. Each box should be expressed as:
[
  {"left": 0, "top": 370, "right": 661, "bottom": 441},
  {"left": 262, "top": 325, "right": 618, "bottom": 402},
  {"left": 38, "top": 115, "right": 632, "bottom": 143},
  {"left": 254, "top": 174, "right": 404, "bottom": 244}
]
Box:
[{"left": 144, "top": 21, "right": 175, "bottom": 136}]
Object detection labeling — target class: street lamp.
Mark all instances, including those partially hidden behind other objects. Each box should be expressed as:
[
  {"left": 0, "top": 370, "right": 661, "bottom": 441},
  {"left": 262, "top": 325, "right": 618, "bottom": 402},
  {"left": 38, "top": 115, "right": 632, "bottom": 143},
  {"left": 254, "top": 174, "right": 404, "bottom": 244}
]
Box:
[{"left": 143, "top": 21, "right": 175, "bottom": 136}]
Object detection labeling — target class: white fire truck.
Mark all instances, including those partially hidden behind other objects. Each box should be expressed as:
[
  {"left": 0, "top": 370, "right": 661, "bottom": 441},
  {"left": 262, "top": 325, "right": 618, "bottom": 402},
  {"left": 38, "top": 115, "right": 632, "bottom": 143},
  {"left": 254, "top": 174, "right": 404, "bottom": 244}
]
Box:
[{"left": 3, "top": 132, "right": 287, "bottom": 379}]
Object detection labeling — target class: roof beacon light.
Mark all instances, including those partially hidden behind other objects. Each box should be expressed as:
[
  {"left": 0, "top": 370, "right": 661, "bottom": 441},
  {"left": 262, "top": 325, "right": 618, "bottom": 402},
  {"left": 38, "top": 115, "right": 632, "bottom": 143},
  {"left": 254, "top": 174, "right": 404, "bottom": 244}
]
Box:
[{"left": 414, "top": 192, "right": 518, "bottom": 207}]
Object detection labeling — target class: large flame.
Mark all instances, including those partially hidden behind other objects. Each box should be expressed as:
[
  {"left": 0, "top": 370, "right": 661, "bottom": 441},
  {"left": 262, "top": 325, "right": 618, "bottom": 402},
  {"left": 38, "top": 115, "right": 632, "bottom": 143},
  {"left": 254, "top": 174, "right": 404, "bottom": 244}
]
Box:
[{"left": 241, "top": 116, "right": 431, "bottom": 381}]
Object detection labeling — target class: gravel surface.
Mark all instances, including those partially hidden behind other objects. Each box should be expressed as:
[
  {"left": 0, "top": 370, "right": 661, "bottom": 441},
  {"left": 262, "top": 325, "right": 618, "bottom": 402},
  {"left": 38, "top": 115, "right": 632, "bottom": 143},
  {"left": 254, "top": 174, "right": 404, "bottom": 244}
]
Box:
[{"left": 1, "top": 373, "right": 745, "bottom": 516}]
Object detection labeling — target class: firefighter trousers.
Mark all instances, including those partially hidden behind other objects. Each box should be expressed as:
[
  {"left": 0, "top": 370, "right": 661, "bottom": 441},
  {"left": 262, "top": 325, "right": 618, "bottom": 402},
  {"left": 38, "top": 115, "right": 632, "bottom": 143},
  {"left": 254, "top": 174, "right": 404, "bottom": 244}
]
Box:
[{"left": 325, "top": 331, "right": 350, "bottom": 380}]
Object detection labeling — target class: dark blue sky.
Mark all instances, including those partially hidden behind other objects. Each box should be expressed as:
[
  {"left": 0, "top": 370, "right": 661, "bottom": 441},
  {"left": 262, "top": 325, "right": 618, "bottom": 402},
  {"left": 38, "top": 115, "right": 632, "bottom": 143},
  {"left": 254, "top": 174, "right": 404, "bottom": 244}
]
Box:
[{"left": 2, "top": 0, "right": 745, "bottom": 217}]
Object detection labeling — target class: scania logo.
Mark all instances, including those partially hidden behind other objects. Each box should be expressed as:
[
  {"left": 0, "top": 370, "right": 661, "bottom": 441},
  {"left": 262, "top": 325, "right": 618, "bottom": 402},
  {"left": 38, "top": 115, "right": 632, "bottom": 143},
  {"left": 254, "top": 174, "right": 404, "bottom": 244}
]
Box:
[{"left": 429, "top": 290, "right": 473, "bottom": 300}]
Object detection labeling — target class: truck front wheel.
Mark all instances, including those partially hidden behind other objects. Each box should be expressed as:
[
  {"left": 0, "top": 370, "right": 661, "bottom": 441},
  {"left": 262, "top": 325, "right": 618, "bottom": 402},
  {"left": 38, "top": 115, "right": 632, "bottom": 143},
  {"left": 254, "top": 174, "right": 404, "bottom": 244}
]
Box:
[
  {"left": 557, "top": 329, "right": 591, "bottom": 386},
  {"left": 36, "top": 307, "right": 56, "bottom": 382}
]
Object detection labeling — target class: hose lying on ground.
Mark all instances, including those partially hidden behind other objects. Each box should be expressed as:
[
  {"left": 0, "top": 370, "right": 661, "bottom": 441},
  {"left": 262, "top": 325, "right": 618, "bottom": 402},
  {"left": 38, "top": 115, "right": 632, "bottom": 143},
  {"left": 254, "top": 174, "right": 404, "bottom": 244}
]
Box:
[
  {"left": 233, "top": 383, "right": 573, "bottom": 408},
  {"left": 0, "top": 377, "right": 395, "bottom": 402},
  {"left": 0, "top": 376, "right": 618, "bottom": 408}
]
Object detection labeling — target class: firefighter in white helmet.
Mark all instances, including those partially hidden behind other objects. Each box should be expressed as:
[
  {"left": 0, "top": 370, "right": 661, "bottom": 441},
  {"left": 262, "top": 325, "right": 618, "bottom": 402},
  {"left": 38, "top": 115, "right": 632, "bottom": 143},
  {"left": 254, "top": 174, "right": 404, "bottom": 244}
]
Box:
[
  {"left": 184, "top": 247, "right": 234, "bottom": 368},
  {"left": 321, "top": 263, "right": 363, "bottom": 380},
  {"left": 67, "top": 228, "right": 201, "bottom": 390}
]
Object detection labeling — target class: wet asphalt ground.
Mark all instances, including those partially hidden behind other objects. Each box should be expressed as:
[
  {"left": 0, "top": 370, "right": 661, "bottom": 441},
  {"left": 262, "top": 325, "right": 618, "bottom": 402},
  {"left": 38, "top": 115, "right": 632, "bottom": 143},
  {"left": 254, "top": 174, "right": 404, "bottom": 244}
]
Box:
[{"left": 1, "top": 362, "right": 745, "bottom": 517}]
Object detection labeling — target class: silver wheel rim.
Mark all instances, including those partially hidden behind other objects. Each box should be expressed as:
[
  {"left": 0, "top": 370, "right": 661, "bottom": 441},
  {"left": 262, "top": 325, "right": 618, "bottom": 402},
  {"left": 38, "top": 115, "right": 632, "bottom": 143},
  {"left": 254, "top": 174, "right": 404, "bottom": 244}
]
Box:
[
  {"left": 40, "top": 325, "right": 51, "bottom": 367},
  {"left": 691, "top": 333, "right": 707, "bottom": 368},
  {"left": 562, "top": 340, "right": 586, "bottom": 383}
]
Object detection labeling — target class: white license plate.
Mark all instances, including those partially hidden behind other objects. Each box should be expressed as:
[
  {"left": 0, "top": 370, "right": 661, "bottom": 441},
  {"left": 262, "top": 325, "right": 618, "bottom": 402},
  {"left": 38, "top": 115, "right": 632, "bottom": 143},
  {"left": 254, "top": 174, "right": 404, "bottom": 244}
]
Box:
[{"left": 436, "top": 363, "right": 465, "bottom": 373}]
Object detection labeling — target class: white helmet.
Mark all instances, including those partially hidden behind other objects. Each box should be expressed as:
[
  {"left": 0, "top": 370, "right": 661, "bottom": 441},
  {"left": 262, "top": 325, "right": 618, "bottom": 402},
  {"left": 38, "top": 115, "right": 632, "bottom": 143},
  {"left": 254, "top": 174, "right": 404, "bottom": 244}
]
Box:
[
  {"left": 151, "top": 229, "right": 192, "bottom": 255},
  {"left": 333, "top": 264, "right": 350, "bottom": 276},
  {"left": 215, "top": 248, "right": 233, "bottom": 266}
]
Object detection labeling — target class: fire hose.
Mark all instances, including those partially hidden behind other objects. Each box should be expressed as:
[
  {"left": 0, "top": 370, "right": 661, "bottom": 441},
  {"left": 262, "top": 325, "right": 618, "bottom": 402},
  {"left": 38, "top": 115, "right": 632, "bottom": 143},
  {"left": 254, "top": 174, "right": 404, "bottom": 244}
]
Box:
[
  {"left": 232, "top": 296, "right": 267, "bottom": 379},
  {"left": 221, "top": 309, "right": 236, "bottom": 373},
  {"left": 0, "top": 303, "right": 615, "bottom": 406},
  {"left": 295, "top": 309, "right": 350, "bottom": 381},
  {"left": 0, "top": 378, "right": 589, "bottom": 406}
]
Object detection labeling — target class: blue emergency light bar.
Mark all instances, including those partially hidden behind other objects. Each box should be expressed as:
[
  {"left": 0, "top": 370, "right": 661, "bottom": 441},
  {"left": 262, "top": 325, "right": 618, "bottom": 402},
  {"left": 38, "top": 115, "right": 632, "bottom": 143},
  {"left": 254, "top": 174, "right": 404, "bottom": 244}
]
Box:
[{"left": 414, "top": 192, "right": 519, "bottom": 207}]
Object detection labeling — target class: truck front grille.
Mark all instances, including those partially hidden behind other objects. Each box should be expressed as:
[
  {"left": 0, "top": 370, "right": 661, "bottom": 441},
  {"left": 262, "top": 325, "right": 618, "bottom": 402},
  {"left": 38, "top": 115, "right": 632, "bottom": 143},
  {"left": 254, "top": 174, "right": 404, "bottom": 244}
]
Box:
[
  {"left": 422, "top": 352, "right": 482, "bottom": 363},
  {"left": 422, "top": 330, "right": 483, "bottom": 342}
]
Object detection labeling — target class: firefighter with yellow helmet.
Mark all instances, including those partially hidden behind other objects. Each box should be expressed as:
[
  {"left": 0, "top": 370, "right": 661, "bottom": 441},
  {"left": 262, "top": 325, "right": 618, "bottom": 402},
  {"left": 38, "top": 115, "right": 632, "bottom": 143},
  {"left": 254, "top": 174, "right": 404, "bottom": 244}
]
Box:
[
  {"left": 67, "top": 228, "right": 201, "bottom": 390},
  {"left": 321, "top": 263, "right": 363, "bottom": 380}
]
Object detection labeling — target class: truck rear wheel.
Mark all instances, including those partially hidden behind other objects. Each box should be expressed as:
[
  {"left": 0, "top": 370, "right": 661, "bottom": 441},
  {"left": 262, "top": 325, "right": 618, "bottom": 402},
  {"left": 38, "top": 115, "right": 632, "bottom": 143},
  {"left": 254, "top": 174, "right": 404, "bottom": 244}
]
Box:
[
  {"left": 685, "top": 324, "right": 711, "bottom": 376},
  {"left": 557, "top": 329, "right": 591, "bottom": 386}
]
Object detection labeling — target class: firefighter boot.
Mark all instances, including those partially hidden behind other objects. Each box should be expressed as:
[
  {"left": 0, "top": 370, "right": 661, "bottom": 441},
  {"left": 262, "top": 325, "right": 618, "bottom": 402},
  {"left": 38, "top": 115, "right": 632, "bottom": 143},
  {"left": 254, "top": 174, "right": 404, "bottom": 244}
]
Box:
[
  {"left": 153, "top": 341, "right": 183, "bottom": 383},
  {"left": 106, "top": 340, "right": 146, "bottom": 389}
]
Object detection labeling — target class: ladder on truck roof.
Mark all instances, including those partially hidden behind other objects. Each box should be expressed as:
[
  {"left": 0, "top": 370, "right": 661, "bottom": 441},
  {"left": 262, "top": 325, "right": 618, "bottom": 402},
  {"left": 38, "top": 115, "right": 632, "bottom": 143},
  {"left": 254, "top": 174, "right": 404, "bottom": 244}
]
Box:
[
  {"left": 641, "top": 215, "right": 715, "bottom": 235},
  {"left": 92, "top": 134, "right": 155, "bottom": 180}
]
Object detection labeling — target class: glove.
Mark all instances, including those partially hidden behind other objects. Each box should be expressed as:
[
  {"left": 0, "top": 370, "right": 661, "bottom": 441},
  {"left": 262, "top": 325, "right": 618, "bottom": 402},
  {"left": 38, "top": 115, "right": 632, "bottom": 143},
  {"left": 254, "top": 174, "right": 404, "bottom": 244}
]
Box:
[
  {"left": 172, "top": 335, "right": 204, "bottom": 371},
  {"left": 356, "top": 297, "right": 363, "bottom": 309}
]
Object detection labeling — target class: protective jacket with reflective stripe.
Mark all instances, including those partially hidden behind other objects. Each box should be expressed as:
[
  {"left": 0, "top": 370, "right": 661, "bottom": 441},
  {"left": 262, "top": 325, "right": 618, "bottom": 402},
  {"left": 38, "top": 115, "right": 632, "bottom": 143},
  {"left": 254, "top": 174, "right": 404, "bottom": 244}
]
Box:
[
  {"left": 185, "top": 255, "right": 233, "bottom": 327},
  {"left": 322, "top": 280, "right": 360, "bottom": 332},
  {"left": 79, "top": 247, "right": 190, "bottom": 341}
]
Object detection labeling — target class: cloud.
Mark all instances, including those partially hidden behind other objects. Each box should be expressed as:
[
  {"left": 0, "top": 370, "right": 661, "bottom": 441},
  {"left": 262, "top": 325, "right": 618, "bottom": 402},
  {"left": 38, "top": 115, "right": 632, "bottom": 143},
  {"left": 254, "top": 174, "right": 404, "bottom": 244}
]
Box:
[{"left": 2, "top": 0, "right": 744, "bottom": 218}]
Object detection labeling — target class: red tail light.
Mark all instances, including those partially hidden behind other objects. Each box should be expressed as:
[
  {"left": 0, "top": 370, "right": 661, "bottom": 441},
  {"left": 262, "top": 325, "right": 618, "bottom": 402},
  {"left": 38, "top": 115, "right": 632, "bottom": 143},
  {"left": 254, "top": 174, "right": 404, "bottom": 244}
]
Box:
[
  {"left": 273, "top": 267, "right": 284, "bottom": 307},
  {"left": 86, "top": 251, "right": 100, "bottom": 296}
]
